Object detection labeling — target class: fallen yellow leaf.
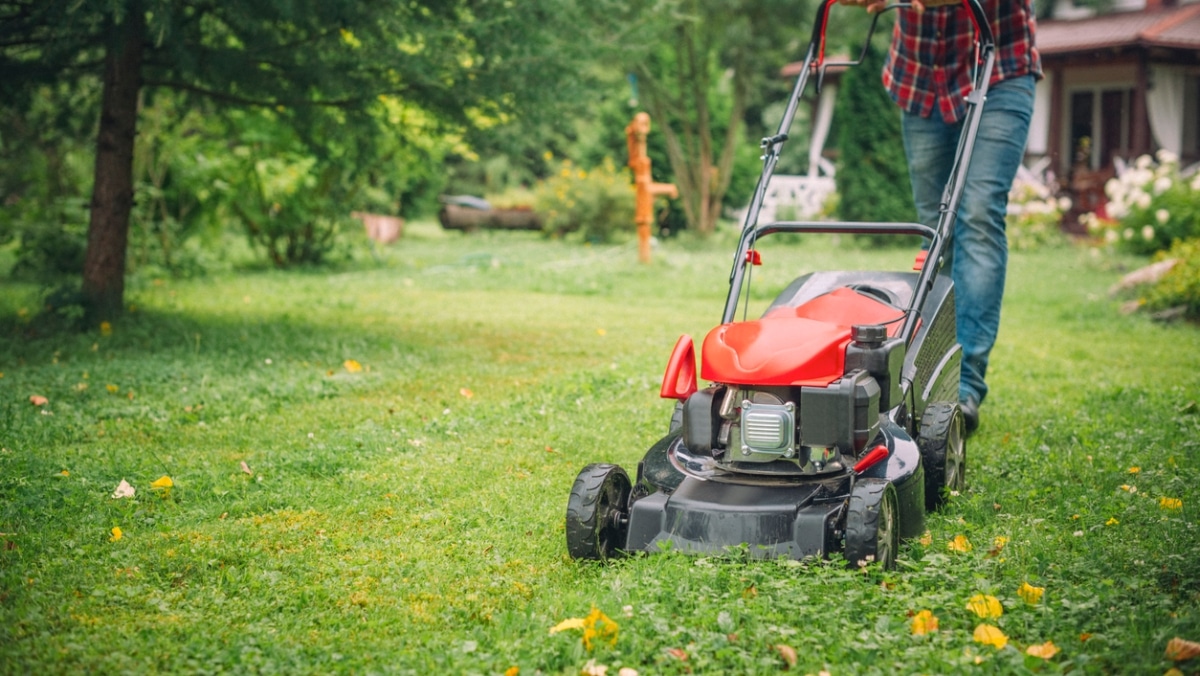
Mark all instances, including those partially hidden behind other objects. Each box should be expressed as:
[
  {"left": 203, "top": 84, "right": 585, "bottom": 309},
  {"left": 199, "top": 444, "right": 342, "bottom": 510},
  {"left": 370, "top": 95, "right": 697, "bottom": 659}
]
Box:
[
  {"left": 581, "top": 607, "right": 619, "bottom": 651},
  {"left": 1025, "top": 641, "right": 1059, "bottom": 659},
  {"left": 109, "top": 526, "right": 123, "bottom": 542},
  {"left": 966, "top": 594, "right": 1003, "bottom": 619},
  {"left": 150, "top": 475, "right": 174, "bottom": 490},
  {"left": 911, "top": 609, "right": 939, "bottom": 636},
  {"left": 973, "top": 624, "right": 1008, "bottom": 649},
  {"left": 1018, "top": 581, "right": 1045, "bottom": 605},
  {"left": 550, "top": 618, "right": 586, "bottom": 635},
  {"left": 948, "top": 535, "right": 973, "bottom": 552},
  {"left": 344, "top": 359, "right": 363, "bottom": 373},
  {"left": 459, "top": 388, "right": 474, "bottom": 399}
]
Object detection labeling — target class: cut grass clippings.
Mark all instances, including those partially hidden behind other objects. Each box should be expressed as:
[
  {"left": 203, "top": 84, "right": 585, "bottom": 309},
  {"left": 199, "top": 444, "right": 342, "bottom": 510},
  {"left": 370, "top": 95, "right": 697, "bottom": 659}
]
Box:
[{"left": 1, "top": 222, "right": 1198, "bottom": 674}]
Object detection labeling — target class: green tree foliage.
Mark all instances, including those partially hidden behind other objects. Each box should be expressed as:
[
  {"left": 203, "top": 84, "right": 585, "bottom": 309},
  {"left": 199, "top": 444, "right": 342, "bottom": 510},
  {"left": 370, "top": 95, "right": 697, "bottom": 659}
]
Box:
[
  {"left": 0, "top": 81, "right": 98, "bottom": 280},
  {"left": 1, "top": 0, "right": 598, "bottom": 320},
  {"left": 629, "top": 0, "right": 812, "bottom": 235},
  {"left": 834, "top": 38, "right": 917, "bottom": 227}
]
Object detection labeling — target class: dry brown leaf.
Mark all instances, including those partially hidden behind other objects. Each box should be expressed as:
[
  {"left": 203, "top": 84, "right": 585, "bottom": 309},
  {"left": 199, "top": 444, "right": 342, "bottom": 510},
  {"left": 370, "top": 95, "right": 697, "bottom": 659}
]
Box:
[
  {"left": 1165, "top": 636, "right": 1200, "bottom": 661},
  {"left": 773, "top": 644, "right": 798, "bottom": 669},
  {"left": 240, "top": 461, "right": 253, "bottom": 475},
  {"left": 666, "top": 648, "right": 688, "bottom": 661},
  {"left": 29, "top": 395, "right": 48, "bottom": 407},
  {"left": 111, "top": 479, "right": 135, "bottom": 499}
]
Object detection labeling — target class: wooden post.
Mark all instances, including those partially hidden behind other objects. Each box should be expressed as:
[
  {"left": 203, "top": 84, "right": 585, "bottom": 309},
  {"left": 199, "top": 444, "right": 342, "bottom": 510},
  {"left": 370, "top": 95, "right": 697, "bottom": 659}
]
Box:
[{"left": 625, "top": 112, "right": 677, "bottom": 263}]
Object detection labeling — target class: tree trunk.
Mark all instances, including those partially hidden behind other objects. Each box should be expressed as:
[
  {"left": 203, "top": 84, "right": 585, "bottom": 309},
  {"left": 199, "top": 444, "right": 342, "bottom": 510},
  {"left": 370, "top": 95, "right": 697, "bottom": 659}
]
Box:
[{"left": 82, "top": 7, "right": 145, "bottom": 324}]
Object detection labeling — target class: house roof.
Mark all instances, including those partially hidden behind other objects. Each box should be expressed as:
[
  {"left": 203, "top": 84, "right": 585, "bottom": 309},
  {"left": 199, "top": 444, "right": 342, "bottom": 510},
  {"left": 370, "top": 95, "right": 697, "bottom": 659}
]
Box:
[{"left": 1037, "top": 2, "right": 1200, "bottom": 55}]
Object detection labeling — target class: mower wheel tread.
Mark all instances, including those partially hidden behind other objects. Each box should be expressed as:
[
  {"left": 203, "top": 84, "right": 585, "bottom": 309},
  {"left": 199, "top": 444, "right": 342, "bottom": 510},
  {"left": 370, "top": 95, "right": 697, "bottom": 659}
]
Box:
[
  {"left": 919, "top": 402, "right": 966, "bottom": 511},
  {"left": 565, "top": 463, "right": 631, "bottom": 560},
  {"left": 845, "top": 479, "right": 899, "bottom": 569}
]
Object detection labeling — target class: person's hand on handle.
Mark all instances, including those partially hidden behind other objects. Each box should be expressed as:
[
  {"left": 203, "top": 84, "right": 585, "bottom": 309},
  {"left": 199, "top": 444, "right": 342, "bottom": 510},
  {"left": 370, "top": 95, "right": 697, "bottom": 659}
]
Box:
[{"left": 839, "top": 0, "right": 958, "bottom": 13}]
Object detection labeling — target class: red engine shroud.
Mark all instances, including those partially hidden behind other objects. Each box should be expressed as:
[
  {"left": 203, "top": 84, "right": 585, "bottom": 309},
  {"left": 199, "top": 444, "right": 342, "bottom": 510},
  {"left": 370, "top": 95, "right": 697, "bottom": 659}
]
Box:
[{"left": 700, "top": 287, "right": 904, "bottom": 387}]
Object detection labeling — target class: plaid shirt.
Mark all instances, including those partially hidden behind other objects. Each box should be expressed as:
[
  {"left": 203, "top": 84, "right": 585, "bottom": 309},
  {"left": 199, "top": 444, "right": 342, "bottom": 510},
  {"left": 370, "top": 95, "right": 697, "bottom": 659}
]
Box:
[{"left": 883, "top": 0, "right": 1042, "bottom": 123}]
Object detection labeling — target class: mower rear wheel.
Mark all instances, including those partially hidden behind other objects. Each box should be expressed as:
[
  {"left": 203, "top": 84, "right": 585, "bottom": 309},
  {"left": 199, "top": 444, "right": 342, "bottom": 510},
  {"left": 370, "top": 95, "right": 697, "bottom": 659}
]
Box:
[
  {"left": 919, "top": 402, "right": 966, "bottom": 511},
  {"left": 565, "top": 463, "right": 631, "bottom": 560},
  {"left": 845, "top": 479, "right": 899, "bottom": 569}
]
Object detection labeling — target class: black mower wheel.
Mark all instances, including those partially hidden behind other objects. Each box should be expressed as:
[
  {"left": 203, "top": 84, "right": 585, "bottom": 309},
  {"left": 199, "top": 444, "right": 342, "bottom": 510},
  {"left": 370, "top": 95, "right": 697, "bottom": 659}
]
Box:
[
  {"left": 668, "top": 401, "right": 684, "bottom": 435},
  {"left": 565, "top": 463, "right": 632, "bottom": 560},
  {"left": 845, "top": 479, "right": 899, "bottom": 569},
  {"left": 919, "top": 402, "right": 966, "bottom": 511}
]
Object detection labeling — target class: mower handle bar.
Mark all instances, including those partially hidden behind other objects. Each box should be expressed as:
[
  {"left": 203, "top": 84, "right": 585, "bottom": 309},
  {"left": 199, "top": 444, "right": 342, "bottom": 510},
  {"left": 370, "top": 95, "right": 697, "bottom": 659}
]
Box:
[{"left": 744, "top": 221, "right": 936, "bottom": 240}]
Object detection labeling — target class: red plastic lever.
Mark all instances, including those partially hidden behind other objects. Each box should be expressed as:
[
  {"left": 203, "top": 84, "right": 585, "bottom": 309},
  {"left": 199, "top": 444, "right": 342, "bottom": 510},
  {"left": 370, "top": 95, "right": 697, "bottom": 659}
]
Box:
[
  {"left": 852, "top": 445, "right": 889, "bottom": 474},
  {"left": 913, "top": 250, "right": 927, "bottom": 271}
]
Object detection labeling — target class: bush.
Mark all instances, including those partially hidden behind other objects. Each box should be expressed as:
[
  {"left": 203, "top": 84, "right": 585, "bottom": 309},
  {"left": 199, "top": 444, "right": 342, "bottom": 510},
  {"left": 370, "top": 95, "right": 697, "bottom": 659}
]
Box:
[
  {"left": 533, "top": 158, "right": 635, "bottom": 243},
  {"left": 1087, "top": 151, "right": 1200, "bottom": 255},
  {"left": 1143, "top": 239, "right": 1200, "bottom": 320},
  {"left": 1006, "top": 177, "right": 1070, "bottom": 250},
  {"left": 835, "top": 40, "right": 916, "bottom": 227}
]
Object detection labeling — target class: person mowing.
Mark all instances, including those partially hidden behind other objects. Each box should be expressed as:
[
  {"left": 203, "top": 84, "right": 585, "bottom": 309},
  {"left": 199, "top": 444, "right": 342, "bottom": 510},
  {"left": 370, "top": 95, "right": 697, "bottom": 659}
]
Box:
[{"left": 839, "top": 0, "right": 1041, "bottom": 435}]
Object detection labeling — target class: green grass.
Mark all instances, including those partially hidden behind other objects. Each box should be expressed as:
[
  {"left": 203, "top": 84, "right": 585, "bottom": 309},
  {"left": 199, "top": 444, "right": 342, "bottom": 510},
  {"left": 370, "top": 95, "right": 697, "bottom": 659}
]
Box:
[{"left": 2, "top": 222, "right": 1198, "bottom": 674}]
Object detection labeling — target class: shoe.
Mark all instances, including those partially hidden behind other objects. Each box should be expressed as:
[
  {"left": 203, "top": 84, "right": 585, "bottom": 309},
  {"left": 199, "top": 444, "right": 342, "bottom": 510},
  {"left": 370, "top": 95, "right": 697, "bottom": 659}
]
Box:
[{"left": 959, "top": 396, "right": 980, "bottom": 437}]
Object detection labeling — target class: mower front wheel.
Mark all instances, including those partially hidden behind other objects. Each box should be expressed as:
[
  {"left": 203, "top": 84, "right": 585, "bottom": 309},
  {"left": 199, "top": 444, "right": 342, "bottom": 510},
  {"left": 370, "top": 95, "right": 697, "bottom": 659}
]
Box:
[
  {"left": 565, "top": 463, "right": 631, "bottom": 560},
  {"left": 845, "top": 479, "right": 899, "bottom": 569}
]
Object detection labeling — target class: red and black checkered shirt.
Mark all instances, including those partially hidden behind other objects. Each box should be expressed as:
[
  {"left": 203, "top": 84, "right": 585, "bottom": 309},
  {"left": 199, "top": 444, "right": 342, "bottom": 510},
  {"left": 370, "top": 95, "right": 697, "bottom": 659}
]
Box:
[{"left": 883, "top": 0, "right": 1042, "bottom": 123}]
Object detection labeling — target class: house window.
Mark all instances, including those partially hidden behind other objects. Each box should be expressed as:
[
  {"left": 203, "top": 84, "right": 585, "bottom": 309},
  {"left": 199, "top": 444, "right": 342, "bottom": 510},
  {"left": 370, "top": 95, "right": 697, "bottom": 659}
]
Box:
[{"left": 1069, "top": 87, "right": 1133, "bottom": 170}]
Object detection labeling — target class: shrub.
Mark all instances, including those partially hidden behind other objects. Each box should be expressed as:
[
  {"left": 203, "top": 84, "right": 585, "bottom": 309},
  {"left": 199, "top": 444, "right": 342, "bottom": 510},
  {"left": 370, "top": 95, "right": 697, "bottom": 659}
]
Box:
[
  {"left": 1006, "top": 177, "right": 1070, "bottom": 250},
  {"left": 1089, "top": 151, "right": 1200, "bottom": 255},
  {"left": 533, "top": 158, "right": 635, "bottom": 243},
  {"left": 1143, "top": 239, "right": 1200, "bottom": 320},
  {"left": 835, "top": 40, "right": 917, "bottom": 227}
]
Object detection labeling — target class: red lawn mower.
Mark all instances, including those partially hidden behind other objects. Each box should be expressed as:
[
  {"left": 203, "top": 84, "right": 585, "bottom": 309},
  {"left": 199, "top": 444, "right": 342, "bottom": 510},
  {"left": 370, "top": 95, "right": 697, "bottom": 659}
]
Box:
[{"left": 566, "top": 0, "right": 994, "bottom": 568}]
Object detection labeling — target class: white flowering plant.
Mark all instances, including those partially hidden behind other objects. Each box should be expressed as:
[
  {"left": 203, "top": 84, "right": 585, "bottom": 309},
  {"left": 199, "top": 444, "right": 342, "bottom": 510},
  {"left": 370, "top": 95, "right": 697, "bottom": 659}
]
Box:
[
  {"left": 1006, "top": 176, "right": 1070, "bottom": 250},
  {"left": 1091, "top": 151, "right": 1200, "bottom": 255}
]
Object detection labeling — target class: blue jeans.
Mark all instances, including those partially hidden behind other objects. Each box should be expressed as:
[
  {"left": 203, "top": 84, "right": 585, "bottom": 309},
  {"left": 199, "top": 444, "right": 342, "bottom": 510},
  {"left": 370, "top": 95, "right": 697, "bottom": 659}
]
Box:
[{"left": 902, "top": 75, "right": 1036, "bottom": 405}]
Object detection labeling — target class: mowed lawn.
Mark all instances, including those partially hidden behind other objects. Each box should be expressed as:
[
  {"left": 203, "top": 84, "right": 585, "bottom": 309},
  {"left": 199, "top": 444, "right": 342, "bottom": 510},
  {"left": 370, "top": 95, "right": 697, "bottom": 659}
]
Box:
[{"left": 1, "top": 222, "right": 1198, "bottom": 674}]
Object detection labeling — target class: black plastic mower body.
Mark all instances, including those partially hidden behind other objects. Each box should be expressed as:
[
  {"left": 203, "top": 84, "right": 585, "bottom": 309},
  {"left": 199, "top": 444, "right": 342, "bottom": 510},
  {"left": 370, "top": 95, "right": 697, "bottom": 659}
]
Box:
[
  {"left": 619, "top": 269, "right": 953, "bottom": 561},
  {"left": 626, "top": 419, "right": 925, "bottom": 559}
]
